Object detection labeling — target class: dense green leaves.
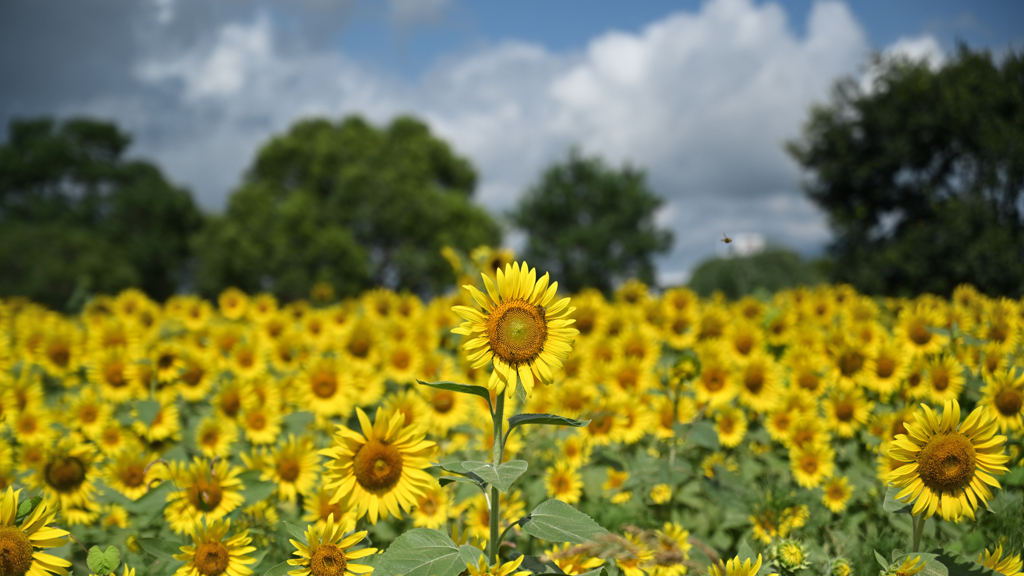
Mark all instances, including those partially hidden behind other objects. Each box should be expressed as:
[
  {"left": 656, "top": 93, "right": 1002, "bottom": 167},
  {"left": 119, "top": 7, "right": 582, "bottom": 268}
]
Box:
[
  {"left": 521, "top": 499, "right": 609, "bottom": 544},
  {"left": 510, "top": 148, "right": 672, "bottom": 294},
  {"left": 788, "top": 46, "right": 1024, "bottom": 297},
  {"left": 375, "top": 528, "right": 466, "bottom": 576}
]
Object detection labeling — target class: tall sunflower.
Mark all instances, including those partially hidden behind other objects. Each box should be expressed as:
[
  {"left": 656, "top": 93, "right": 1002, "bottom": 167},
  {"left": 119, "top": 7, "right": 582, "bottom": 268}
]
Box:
[
  {"left": 452, "top": 262, "right": 578, "bottom": 397},
  {"left": 888, "top": 400, "right": 1010, "bottom": 521},
  {"left": 319, "top": 408, "right": 436, "bottom": 524},
  {"left": 164, "top": 458, "right": 246, "bottom": 534},
  {"left": 0, "top": 487, "right": 72, "bottom": 576},
  {"left": 286, "top": 515, "right": 377, "bottom": 576}
]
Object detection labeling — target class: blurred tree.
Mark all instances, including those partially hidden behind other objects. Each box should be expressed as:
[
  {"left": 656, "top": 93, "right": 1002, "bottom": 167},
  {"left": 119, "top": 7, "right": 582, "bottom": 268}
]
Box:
[
  {"left": 194, "top": 115, "right": 501, "bottom": 299},
  {"left": 510, "top": 149, "right": 673, "bottom": 294},
  {"left": 0, "top": 117, "right": 202, "bottom": 308},
  {"left": 687, "top": 249, "right": 825, "bottom": 299},
  {"left": 787, "top": 46, "right": 1024, "bottom": 297}
]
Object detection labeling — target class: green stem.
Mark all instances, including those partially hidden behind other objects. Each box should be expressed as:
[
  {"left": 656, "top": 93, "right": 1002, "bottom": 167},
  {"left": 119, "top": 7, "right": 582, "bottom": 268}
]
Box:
[
  {"left": 911, "top": 513, "right": 924, "bottom": 553},
  {"left": 489, "top": 391, "right": 506, "bottom": 564}
]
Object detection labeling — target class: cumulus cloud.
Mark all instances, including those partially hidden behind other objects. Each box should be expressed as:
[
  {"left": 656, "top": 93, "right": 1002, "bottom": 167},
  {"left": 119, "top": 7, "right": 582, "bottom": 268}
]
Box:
[{"left": 27, "top": 0, "right": 939, "bottom": 282}]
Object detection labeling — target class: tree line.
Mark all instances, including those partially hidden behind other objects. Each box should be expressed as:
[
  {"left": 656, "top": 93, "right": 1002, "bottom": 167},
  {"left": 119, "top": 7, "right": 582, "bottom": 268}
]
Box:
[{"left": 1, "top": 46, "right": 1021, "bottom": 308}]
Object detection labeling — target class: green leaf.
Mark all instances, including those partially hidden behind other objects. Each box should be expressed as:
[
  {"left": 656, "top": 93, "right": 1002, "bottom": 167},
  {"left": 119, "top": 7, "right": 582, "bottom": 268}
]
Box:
[
  {"left": 375, "top": 528, "right": 466, "bottom": 576},
  {"left": 433, "top": 462, "right": 486, "bottom": 484},
  {"left": 282, "top": 411, "right": 314, "bottom": 435},
  {"left": 87, "top": 546, "right": 121, "bottom": 575},
  {"left": 892, "top": 554, "right": 945, "bottom": 576},
  {"left": 688, "top": 421, "right": 720, "bottom": 450},
  {"left": 261, "top": 562, "right": 294, "bottom": 576},
  {"left": 416, "top": 380, "right": 492, "bottom": 409},
  {"left": 876, "top": 551, "right": 890, "bottom": 570},
  {"left": 1002, "top": 467, "right": 1024, "bottom": 486},
  {"left": 238, "top": 470, "right": 278, "bottom": 505},
  {"left": 458, "top": 544, "right": 485, "bottom": 567},
  {"left": 883, "top": 484, "right": 914, "bottom": 513},
  {"left": 135, "top": 399, "right": 161, "bottom": 425},
  {"left": 281, "top": 521, "right": 308, "bottom": 543},
  {"left": 507, "top": 413, "right": 591, "bottom": 436},
  {"left": 15, "top": 495, "right": 42, "bottom": 522},
  {"left": 736, "top": 540, "right": 755, "bottom": 563},
  {"left": 438, "top": 476, "right": 485, "bottom": 490},
  {"left": 932, "top": 552, "right": 1004, "bottom": 576},
  {"left": 521, "top": 499, "right": 609, "bottom": 544},
  {"left": 137, "top": 538, "right": 182, "bottom": 562},
  {"left": 123, "top": 481, "right": 172, "bottom": 515},
  {"left": 461, "top": 460, "right": 528, "bottom": 493}
]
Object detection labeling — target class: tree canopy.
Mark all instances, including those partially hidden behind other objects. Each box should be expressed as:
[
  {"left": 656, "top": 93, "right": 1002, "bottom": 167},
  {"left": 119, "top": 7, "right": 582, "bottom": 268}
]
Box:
[
  {"left": 687, "top": 249, "right": 825, "bottom": 299},
  {"left": 194, "top": 115, "right": 501, "bottom": 300},
  {"left": 0, "top": 117, "right": 202, "bottom": 308},
  {"left": 509, "top": 149, "right": 673, "bottom": 295},
  {"left": 787, "top": 46, "right": 1024, "bottom": 297}
]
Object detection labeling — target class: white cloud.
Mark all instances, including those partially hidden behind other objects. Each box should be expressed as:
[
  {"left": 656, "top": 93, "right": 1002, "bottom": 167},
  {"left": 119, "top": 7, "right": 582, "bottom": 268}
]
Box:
[
  {"left": 112, "top": 0, "right": 935, "bottom": 282},
  {"left": 388, "top": 0, "right": 450, "bottom": 28}
]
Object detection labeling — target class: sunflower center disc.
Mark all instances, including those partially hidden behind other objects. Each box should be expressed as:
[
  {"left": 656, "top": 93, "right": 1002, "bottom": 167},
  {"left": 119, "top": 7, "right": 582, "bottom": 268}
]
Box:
[
  {"left": 432, "top": 392, "right": 454, "bottom": 413},
  {"left": 996, "top": 390, "right": 1023, "bottom": 416},
  {"left": 876, "top": 358, "right": 896, "bottom": 378},
  {"left": 0, "top": 526, "right": 34, "bottom": 576},
  {"left": 45, "top": 456, "right": 87, "bottom": 492},
  {"left": 194, "top": 542, "right": 230, "bottom": 576},
  {"left": 487, "top": 300, "right": 546, "bottom": 365},
  {"left": 909, "top": 324, "right": 931, "bottom": 345},
  {"left": 917, "top": 433, "right": 977, "bottom": 492},
  {"left": 353, "top": 439, "right": 403, "bottom": 492},
  {"left": 188, "top": 478, "right": 224, "bottom": 511},
  {"left": 312, "top": 373, "right": 338, "bottom": 398},
  {"left": 277, "top": 457, "right": 301, "bottom": 482},
  {"left": 311, "top": 543, "right": 348, "bottom": 576},
  {"left": 835, "top": 401, "right": 855, "bottom": 422},
  {"left": 121, "top": 464, "right": 146, "bottom": 487}
]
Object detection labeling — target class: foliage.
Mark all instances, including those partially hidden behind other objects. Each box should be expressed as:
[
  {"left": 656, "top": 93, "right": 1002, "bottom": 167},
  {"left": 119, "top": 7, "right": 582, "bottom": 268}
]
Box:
[
  {"left": 787, "top": 46, "right": 1024, "bottom": 298},
  {"left": 194, "top": 115, "right": 501, "bottom": 300},
  {"left": 0, "top": 117, "right": 203, "bottom": 307},
  {"left": 510, "top": 148, "right": 673, "bottom": 295},
  {"left": 687, "top": 249, "right": 825, "bottom": 299}
]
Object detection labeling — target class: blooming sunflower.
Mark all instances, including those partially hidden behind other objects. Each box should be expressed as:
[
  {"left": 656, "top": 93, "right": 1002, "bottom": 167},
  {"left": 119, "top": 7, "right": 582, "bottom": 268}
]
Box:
[
  {"left": 977, "top": 546, "right": 1024, "bottom": 576},
  {"left": 452, "top": 262, "right": 578, "bottom": 398},
  {"left": 709, "top": 554, "right": 767, "bottom": 576},
  {"left": 165, "top": 458, "right": 246, "bottom": 534},
  {"left": 980, "top": 368, "right": 1024, "bottom": 433},
  {"left": 821, "top": 476, "right": 854, "bottom": 513},
  {"left": 287, "top": 515, "right": 377, "bottom": 576},
  {"left": 172, "top": 518, "right": 256, "bottom": 576},
  {"left": 888, "top": 400, "right": 1010, "bottom": 521},
  {"left": 319, "top": 408, "right": 436, "bottom": 524},
  {"left": 544, "top": 461, "right": 583, "bottom": 504},
  {"left": 466, "top": 554, "right": 530, "bottom": 576},
  {"left": 0, "top": 487, "right": 72, "bottom": 576}
]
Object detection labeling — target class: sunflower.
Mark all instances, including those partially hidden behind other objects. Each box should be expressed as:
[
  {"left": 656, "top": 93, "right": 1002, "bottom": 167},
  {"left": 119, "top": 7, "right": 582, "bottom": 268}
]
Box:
[
  {"left": 821, "top": 476, "right": 854, "bottom": 513},
  {"left": 557, "top": 435, "right": 593, "bottom": 469},
  {"left": 649, "top": 484, "right": 672, "bottom": 505},
  {"left": 411, "top": 485, "right": 449, "bottom": 529},
  {"left": 301, "top": 485, "right": 357, "bottom": 534},
  {"left": 790, "top": 443, "right": 835, "bottom": 489},
  {"left": 467, "top": 554, "right": 530, "bottom": 576},
  {"left": 544, "top": 462, "right": 583, "bottom": 504},
  {"left": 888, "top": 400, "right": 1010, "bottom": 521},
  {"left": 172, "top": 518, "right": 256, "bottom": 576},
  {"left": 240, "top": 404, "right": 282, "bottom": 446},
  {"left": 102, "top": 451, "right": 160, "bottom": 501},
  {"left": 736, "top": 351, "right": 782, "bottom": 413},
  {"left": 894, "top": 305, "right": 948, "bottom": 356},
  {"left": 0, "top": 487, "right": 72, "bottom": 576},
  {"left": 255, "top": 436, "right": 320, "bottom": 503},
  {"left": 298, "top": 357, "right": 350, "bottom": 418},
  {"left": 980, "top": 368, "right": 1024, "bottom": 432},
  {"left": 65, "top": 387, "right": 111, "bottom": 440},
  {"left": 709, "top": 554, "right": 766, "bottom": 576},
  {"left": 462, "top": 490, "right": 527, "bottom": 541},
  {"left": 923, "top": 354, "right": 965, "bottom": 404},
  {"left": 977, "top": 546, "right": 1024, "bottom": 576},
  {"left": 452, "top": 262, "right": 578, "bottom": 398},
  {"left": 86, "top": 347, "right": 137, "bottom": 404},
  {"left": 418, "top": 385, "right": 470, "bottom": 437},
  {"left": 692, "top": 345, "right": 738, "bottom": 408},
  {"left": 319, "top": 408, "right": 436, "bottom": 524},
  {"left": 714, "top": 406, "right": 748, "bottom": 449},
  {"left": 287, "top": 515, "right": 376, "bottom": 576},
  {"left": 194, "top": 417, "right": 240, "bottom": 459},
  {"left": 859, "top": 337, "right": 909, "bottom": 397},
  {"left": 544, "top": 543, "right": 604, "bottom": 576},
  {"left": 822, "top": 388, "right": 874, "bottom": 438},
  {"left": 29, "top": 438, "right": 101, "bottom": 518},
  {"left": 165, "top": 457, "right": 246, "bottom": 534}
]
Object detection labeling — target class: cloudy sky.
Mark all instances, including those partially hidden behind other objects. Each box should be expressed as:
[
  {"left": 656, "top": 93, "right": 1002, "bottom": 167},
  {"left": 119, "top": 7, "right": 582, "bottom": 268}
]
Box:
[{"left": 2, "top": 0, "right": 1022, "bottom": 284}]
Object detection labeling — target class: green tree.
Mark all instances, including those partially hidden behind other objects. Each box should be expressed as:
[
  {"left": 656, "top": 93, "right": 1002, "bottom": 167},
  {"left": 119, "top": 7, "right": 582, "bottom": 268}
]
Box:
[
  {"left": 787, "top": 46, "right": 1024, "bottom": 297},
  {"left": 687, "top": 249, "right": 825, "bottom": 299},
  {"left": 0, "top": 117, "right": 203, "bottom": 308},
  {"left": 194, "top": 115, "right": 501, "bottom": 299},
  {"left": 510, "top": 149, "right": 673, "bottom": 294}
]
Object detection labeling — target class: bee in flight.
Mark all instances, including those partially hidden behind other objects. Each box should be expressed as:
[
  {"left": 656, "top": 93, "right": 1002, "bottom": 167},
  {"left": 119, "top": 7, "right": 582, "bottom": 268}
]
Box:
[{"left": 721, "top": 233, "right": 732, "bottom": 244}]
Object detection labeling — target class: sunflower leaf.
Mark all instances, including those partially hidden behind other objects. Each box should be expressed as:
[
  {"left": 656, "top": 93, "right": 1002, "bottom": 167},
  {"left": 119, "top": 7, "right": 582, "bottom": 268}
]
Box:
[
  {"left": 687, "top": 420, "right": 720, "bottom": 450},
  {"left": 14, "top": 495, "right": 42, "bottom": 523},
  {"left": 931, "top": 552, "right": 1003, "bottom": 576},
  {"left": 438, "top": 475, "right": 486, "bottom": 492},
  {"left": 281, "top": 521, "right": 308, "bottom": 543},
  {"left": 134, "top": 399, "right": 161, "bottom": 426},
  {"left": 375, "top": 528, "right": 466, "bottom": 576},
  {"left": 520, "top": 499, "right": 609, "bottom": 544},
  {"left": 415, "top": 380, "right": 492, "bottom": 410},
  {"left": 458, "top": 544, "right": 485, "bottom": 566},
  {"left": 433, "top": 461, "right": 487, "bottom": 484},
  {"left": 261, "top": 561, "right": 294, "bottom": 576},
  {"left": 137, "top": 538, "right": 182, "bottom": 562},
  {"left": 882, "top": 485, "right": 913, "bottom": 514},
  {"left": 875, "top": 551, "right": 890, "bottom": 570},
  {"left": 87, "top": 545, "right": 121, "bottom": 575},
  {"left": 506, "top": 413, "right": 591, "bottom": 439},
  {"left": 238, "top": 470, "right": 278, "bottom": 505},
  {"left": 461, "top": 460, "right": 528, "bottom": 493}
]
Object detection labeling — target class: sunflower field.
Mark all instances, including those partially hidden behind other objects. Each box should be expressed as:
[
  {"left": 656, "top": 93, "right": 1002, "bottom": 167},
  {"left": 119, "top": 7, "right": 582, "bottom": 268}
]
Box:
[{"left": 1, "top": 256, "right": 1023, "bottom": 576}]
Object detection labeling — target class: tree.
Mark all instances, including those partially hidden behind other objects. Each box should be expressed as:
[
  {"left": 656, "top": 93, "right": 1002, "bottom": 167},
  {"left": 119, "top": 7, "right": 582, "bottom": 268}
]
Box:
[
  {"left": 687, "top": 249, "right": 825, "bottom": 299},
  {"left": 510, "top": 149, "right": 673, "bottom": 294},
  {"left": 194, "top": 115, "right": 501, "bottom": 300},
  {"left": 0, "top": 117, "right": 203, "bottom": 308},
  {"left": 787, "top": 46, "right": 1024, "bottom": 297}
]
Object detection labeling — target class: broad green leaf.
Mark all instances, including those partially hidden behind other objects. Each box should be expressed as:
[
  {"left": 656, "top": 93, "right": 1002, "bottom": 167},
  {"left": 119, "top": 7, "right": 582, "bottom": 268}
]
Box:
[
  {"left": 461, "top": 460, "right": 528, "bottom": 493},
  {"left": 124, "top": 482, "right": 172, "bottom": 515},
  {"left": 375, "top": 528, "right": 465, "bottom": 576},
  {"left": 138, "top": 538, "right": 182, "bottom": 562},
  {"left": 15, "top": 495, "right": 42, "bottom": 522},
  {"left": 736, "top": 540, "right": 755, "bottom": 563},
  {"left": 238, "top": 470, "right": 278, "bottom": 505},
  {"left": 438, "top": 476, "right": 484, "bottom": 490},
  {"left": 1002, "top": 467, "right": 1024, "bottom": 487},
  {"left": 875, "top": 551, "right": 890, "bottom": 570},
  {"left": 883, "top": 485, "right": 913, "bottom": 513},
  {"left": 416, "top": 380, "right": 492, "bottom": 409},
  {"left": 521, "top": 499, "right": 609, "bottom": 544},
  {"left": 261, "top": 562, "right": 293, "bottom": 576},
  {"left": 459, "top": 544, "right": 485, "bottom": 567},
  {"left": 282, "top": 411, "right": 314, "bottom": 434},
  {"left": 135, "top": 399, "right": 161, "bottom": 425},
  {"left": 688, "top": 421, "right": 720, "bottom": 450},
  {"left": 433, "top": 462, "right": 486, "bottom": 484},
  {"left": 280, "top": 521, "right": 308, "bottom": 543},
  {"left": 87, "top": 546, "right": 121, "bottom": 575},
  {"left": 932, "top": 552, "right": 1004, "bottom": 576}
]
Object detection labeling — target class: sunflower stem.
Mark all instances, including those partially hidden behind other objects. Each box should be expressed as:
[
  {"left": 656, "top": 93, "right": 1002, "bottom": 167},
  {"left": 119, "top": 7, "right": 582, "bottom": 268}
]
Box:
[
  {"left": 489, "top": 391, "right": 506, "bottom": 564},
  {"left": 911, "top": 513, "right": 923, "bottom": 553}
]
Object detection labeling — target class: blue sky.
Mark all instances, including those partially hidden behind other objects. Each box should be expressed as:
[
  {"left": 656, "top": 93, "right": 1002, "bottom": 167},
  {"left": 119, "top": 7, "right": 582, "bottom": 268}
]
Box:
[{"left": 1, "top": 0, "right": 1021, "bottom": 284}]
